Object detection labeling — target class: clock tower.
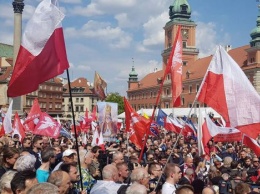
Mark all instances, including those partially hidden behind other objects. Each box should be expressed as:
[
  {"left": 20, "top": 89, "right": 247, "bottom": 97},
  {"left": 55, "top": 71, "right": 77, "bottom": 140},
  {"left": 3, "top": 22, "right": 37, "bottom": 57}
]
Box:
[{"left": 162, "top": 0, "right": 199, "bottom": 71}]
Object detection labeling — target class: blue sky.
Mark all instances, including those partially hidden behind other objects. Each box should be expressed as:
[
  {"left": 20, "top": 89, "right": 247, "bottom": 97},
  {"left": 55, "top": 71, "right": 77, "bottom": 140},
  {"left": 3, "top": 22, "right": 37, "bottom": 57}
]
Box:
[{"left": 0, "top": 0, "right": 259, "bottom": 96}]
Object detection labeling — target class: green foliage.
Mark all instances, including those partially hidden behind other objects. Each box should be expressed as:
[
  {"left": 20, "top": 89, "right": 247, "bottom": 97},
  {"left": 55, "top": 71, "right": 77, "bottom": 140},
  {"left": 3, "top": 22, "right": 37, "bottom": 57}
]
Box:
[{"left": 105, "top": 92, "right": 124, "bottom": 114}]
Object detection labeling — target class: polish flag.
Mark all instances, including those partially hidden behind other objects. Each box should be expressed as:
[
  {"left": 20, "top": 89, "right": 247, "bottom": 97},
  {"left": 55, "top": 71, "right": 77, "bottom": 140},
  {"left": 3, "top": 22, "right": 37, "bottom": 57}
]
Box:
[
  {"left": 7, "top": 0, "right": 69, "bottom": 97},
  {"left": 243, "top": 135, "right": 260, "bottom": 156},
  {"left": 164, "top": 116, "right": 183, "bottom": 134},
  {"left": 3, "top": 99, "right": 13, "bottom": 134},
  {"left": 12, "top": 112, "right": 26, "bottom": 142},
  {"left": 197, "top": 46, "right": 260, "bottom": 139},
  {"left": 91, "top": 121, "right": 105, "bottom": 150},
  {"left": 165, "top": 26, "right": 182, "bottom": 107}
]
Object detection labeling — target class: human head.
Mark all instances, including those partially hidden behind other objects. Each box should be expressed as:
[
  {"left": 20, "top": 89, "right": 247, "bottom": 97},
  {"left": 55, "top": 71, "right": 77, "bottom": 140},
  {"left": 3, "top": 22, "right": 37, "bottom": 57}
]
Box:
[
  {"left": 2, "top": 147, "right": 20, "bottom": 168},
  {"left": 91, "top": 146, "right": 101, "bottom": 158},
  {"left": 47, "top": 170, "right": 71, "bottom": 194},
  {"left": 60, "top": 162, "right": 79, "bottom": 183},
  {"left": 14, "top": 154, "right": 36, "bottom": 171},
  {"left": 185, "top": 168, "right": 194, "bottom": 182},
  {"left": 130, "top": 167, "right": 150, "bottom": 188},
  {"left": 125, "top": 182, "right": 147, "bottom": 194},
  {"left": 164, "top": 163, "right": 182, "bottom": 184},
  {"left": 184, "top": 156, "right": 193, "bottom": 168},
  {"left": 202, "top": 187, "right": 216, "bottom": 194},
  {"left": 22, "top": 138, "right": 32, "bottom": 149},
  {"left": 116, "top": 162, "right": 130, "bottom": 181},
  {"left": 234, "top": 183, "right": 251, "bottom": 194},
  {"left": 27, "top": 182, "right": 59, "bottom": 194},
  {"left": 223, "top": 156, "right": 233, "bottom": 168},
  {"left": 32, "top": 135, "right": 43, "bottom": 151},
  {"left": 252, "top": 157, "right": 259, "bottom": 168},
  {"left": 0, "top": 170, "right": 17, "bottom": 194},
  {"left": 62, "top": 149, "right": 76, "bottom": 164},
  {"left": 11, "top": 170, "right": 38, "bottom": 194},
  {"left": 148, "top": 162, "right": 162, "bottom": 178},
  {"left": 41, "top": 147, "right": 56, "bottom": 164},
  {"left": 102, "top": 164, "right": 119, "bottom": 182},
  {"left": 239, "top": 150, "right": 247, "bottom": 159},
  {"left": 112, "top": 151, "right": 124, "bottom": 164},
  {"left": 176, "top": 184, "right": 194, "bottom": 194}
]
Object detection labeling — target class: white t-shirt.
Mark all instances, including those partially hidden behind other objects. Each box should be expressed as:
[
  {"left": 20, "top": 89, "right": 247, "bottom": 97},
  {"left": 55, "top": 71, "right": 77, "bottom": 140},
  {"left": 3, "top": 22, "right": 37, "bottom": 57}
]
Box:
[{"left": 162, "top": 182, "right": 177, "bottom": 194}]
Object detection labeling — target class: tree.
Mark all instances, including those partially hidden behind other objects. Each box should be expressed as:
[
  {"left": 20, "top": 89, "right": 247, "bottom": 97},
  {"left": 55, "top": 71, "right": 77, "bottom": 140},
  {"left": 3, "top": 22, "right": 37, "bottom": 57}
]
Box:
[{"left": 105, "top": 92, "right": 124, "bottom": 114}]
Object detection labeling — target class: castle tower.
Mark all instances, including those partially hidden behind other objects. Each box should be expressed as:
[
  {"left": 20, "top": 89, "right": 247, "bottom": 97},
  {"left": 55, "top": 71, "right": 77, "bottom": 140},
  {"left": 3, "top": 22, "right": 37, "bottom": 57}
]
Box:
[
  {"left": 162, "top": 0, "right": 199, "bottom": 71},
  {"left": 128, "top": 66, "right": 138, "bottom": 90}
]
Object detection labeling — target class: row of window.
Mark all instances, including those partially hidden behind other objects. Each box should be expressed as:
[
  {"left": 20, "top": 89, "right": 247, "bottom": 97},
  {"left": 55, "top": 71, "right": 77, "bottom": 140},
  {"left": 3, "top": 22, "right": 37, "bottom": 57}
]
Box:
[
  {"left": 68, "top": 106, "right": 84, "bottom": 112},
  {"left": 39, "top": 85, "right": 62, "bottom": 91},
  {"left": 39, "top": 93, "right": 62, "bottom": 99}
]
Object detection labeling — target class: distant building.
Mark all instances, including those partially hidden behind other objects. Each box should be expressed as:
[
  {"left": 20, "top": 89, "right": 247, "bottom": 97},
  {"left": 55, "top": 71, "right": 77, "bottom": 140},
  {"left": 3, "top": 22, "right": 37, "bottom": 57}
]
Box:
[
  {"left": 127, "top": 0, "right": 260, "bottom": 110},
  {"left": 63, "top": 77, "right": 99, "bottom": 120}
]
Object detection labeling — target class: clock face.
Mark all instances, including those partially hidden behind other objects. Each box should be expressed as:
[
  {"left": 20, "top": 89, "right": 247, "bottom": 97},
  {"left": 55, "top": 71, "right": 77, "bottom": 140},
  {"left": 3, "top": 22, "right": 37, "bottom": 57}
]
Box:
[{"left": 182, "top": 29, "right": 189, "bottom": 39}]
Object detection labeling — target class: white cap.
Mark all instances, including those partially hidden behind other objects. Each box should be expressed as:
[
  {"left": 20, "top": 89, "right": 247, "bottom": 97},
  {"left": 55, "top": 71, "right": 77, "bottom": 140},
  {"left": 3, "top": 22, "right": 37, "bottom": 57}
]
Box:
[{"left": 62, "top": 149, "right": 76, "bottom": 157}]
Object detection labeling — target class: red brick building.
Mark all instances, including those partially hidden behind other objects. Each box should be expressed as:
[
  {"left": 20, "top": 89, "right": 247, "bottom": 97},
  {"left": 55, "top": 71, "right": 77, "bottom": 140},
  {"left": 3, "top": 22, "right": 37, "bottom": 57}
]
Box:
[{"left": 127, "top": 0, "right": 260, "bottom": 110}]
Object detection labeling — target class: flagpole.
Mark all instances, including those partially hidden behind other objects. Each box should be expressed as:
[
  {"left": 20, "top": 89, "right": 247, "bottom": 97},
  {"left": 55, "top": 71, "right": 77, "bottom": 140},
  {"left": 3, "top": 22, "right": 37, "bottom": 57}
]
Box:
[
  {"left": 66, "top": 69, "right": 84, "bottom": 191},
  {"left": 138, "top": 26, "right": 184, "bottom": 163}
]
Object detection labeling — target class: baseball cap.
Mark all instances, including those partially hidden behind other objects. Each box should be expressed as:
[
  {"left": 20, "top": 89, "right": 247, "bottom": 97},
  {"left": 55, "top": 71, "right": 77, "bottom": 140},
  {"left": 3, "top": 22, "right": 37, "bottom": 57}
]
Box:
[{"left": 62, "top": 149, "right": 76, "bottom": 157}]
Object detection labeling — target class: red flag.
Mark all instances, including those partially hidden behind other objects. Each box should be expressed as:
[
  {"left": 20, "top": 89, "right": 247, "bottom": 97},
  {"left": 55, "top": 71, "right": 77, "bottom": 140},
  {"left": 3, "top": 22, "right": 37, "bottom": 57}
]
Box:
[
  {"left": 124, "top": 97, "right": 148, "bottom": 148},
  {"left": 243, "top": 135, "right": 260, "bottom": 156},
  {"left": 94, "top": 72, "right": 107, "bottom": 100},
  {"left": 165, "top": 26, "right": 182, "bottom": 107},
  {"left": 197, "top": 46, "right": 260, "bottom": 139},
  {"left": 33, "top": 112, "right": 61, "bottom": 138},
  {"left": 23, "top": 98, "right": 41, "bottom": 132},
  {"left": 12, "top": 112, "right": 25, "bottom": 142},
  {"left": 7, "top": 0, "right": 69, "bottom": 97}
]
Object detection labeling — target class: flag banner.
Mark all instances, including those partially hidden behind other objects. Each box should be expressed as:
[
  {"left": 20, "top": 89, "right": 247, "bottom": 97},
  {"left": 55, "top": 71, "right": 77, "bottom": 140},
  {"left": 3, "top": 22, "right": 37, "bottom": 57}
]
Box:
[
  {"left": 156, "top": 109, "right": 167, "bottom": 127},
  {"left": 60, "top": 127, "right": 74, "bottom": 139},
  {"left": 12, "top": 112, "right": 25, "bottom": 142},
  {"left": 34, "top": 112, "right": 61, "bottom": 138},
  {"left": 165, "top": 26, "right": 182, "bottom": 107},
  {"left": 8, "top": 0, "right": 69, "bottom": 97},
  {"left": 94, "top": 72, "right": 107, "bottom": 100},
  {"left": 3, "top": 99, "right": 13, "bottom": 134},
  {"left": 24, "top": 98, "right": 41, "bottom": 124},
  {"left": 124, "top": 97, "right": 148, "bottom": 148},
  {"left": 197, "top": 45, "right": 260, "bottom": 139},
  {"left": 214, "top": 133, "right": 242, "bottom": 142},
  {"left": 97, "top": 102, "right": 118, "bottom": 142},
  {"left": 165, "top": 116, "right": 183, "bottom": 134},
  {"left": 243, "top": 135, "right": 260, "bottom": 156}
]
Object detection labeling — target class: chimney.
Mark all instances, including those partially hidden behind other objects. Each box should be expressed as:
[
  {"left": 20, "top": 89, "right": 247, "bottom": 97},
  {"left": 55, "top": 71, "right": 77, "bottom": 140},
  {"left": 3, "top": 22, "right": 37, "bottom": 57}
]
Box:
[{"left": 225, "top": 45, "right": 232, "bottom": 52}]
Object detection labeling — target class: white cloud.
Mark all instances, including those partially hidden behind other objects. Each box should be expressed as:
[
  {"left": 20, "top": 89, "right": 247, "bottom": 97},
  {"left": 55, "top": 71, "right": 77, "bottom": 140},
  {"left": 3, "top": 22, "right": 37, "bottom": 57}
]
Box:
[
  {"left": 77, "top": 65, "right": 91, "bottom": 71},
  {"left": 60, "top": 0, "right": 82, "bottom": 3}
]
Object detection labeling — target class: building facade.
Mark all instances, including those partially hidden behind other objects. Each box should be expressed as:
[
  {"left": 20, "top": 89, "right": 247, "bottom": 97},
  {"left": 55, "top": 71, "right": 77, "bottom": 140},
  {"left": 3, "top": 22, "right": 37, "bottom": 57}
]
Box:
[
  {"left": 63, "top": 77, "right": 98, "bottom": 120},
  {"left": 127, "top": 0, "right": 260, "bottom": 110}
]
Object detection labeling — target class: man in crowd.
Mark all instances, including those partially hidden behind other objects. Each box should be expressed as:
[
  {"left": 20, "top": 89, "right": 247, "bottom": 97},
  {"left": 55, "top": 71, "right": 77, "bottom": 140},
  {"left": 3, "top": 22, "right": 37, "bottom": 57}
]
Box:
[
  {"left": 30, "top": 135, "right": 43, "bottom": 169},
  {"left": 116, "top": 162, "right": 130, "bottom": 184},
  {"left": 60, "top": 162, "right": 80, "bottom": 193},
  {"left": 162, "top": 163, "right": 182, "bottom": 194},
  {"left": 53, "top": 149, "right": 76, "bottom": 171},
  {"left": 11, "top": 170, "right": 38, "bottom": 194},
  {"left": 48, "top": 170, "right": 71, "bottom": 194},
  {"left": 90, "top": 164, "right": 121, "bottom": 194}
]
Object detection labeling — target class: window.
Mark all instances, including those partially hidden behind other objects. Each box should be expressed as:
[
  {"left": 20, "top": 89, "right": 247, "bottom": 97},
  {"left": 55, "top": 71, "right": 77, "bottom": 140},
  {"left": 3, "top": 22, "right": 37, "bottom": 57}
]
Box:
[
  {"left": 183, "top": 41, "right": 187, "bottom": 48},
  {"left": 49, "top": 103, "right": 52, "bottom": 108},
  {"left": 165, "top": 103, "right": 169, "bottom": 108},
  {"left": 76, "top": 98, "right": 79, "bottom": 103},
  {"left": 80, "top": 106, "right": 84, "bottom": 112},
  {"left": 196, "top": 84, "right": 200, "bottom": 92},
  {"left": 189, "top": 103, "right": 192, "bottom": 108},
  {"left": 80, "top": 98, "right": 84, "bottom": 102},
  {"left": 75, "top": 106, "right": 79, "bottom": 112},
  {"left": 183, "top": 61, "right": 187, "bottom": 66},
  {"left": 182, "top": 97, "right": 185, "bottom": 106},
  {"left": 189, "top": 85, "right": 192, "bottom": 93}
]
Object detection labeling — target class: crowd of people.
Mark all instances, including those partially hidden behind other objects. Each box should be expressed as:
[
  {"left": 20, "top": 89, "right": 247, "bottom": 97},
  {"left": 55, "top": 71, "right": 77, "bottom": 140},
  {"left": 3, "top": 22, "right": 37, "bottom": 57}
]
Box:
[{"left": 0, "top": 126, "right": 259, "bottom": 194}]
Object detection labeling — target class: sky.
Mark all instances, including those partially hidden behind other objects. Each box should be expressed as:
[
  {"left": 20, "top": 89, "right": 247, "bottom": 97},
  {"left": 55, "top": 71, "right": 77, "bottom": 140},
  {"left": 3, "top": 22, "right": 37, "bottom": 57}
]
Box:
[{"left": 0, "top": 0, "right": 259, "bottom": 96}]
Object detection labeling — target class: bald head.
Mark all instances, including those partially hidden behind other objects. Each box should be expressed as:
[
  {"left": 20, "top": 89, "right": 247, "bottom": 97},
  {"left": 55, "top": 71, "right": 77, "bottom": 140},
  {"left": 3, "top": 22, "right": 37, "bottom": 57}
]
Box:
[{"left": 202, "top": 187, "right": 215, "bottom": 194}]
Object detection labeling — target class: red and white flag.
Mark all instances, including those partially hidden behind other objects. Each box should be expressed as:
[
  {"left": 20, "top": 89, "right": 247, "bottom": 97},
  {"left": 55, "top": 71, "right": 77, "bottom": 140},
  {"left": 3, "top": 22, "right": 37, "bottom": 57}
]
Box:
[
  {"left": 124, "top": 97, "right": 148, "bottom": 148},
  {"left": 165, "top": 26, "right": 182, "bottom": 107},
  {"left": 33, "top": 112, "right": 61, "bottom": 138},
  {"left": 12, "top": 112, "right": 26, "bottom": 142},
  {"left": 197, "top": 45, "right": 260, "bottom": 139},
  {"left": 7, "top": 0, "right": 69, "bottom": 97},
  {"left": 164, "top": 116, "right": 183, "bottom": 134},
  {"left": 243, "top": 135, "right": 260, "bottom": 156},
  {"left": 3, "top": 99, "right": 13, "bottom": 134},
  {"left": 23, "top": 98, "right": 41, "bottom": 132}
]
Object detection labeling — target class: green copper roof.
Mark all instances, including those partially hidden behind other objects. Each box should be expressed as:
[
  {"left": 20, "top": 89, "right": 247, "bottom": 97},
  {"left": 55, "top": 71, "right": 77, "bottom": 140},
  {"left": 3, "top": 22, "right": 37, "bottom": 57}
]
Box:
[
  {"left": 129, "top": 66, "right": 138, "bottom": 77},
  {"left": 0, "top": 43, "right": 13, "bottom": 58},
  {"left": 169, "top": 0, "right": 191, "bottom": 21},
  {"left": 250, "top": 6, "right": 260, "bottom": 47}
]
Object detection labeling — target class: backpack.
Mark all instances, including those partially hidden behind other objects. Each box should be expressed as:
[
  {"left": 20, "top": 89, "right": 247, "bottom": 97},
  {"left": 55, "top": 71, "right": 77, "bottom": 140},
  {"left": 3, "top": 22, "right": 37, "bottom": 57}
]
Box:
[
  {"left": 219, "top": 180, "right": 232, "bottom": 194},
  {"left": 117, "top": 184, "right": 130, "bottom": 194}
]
